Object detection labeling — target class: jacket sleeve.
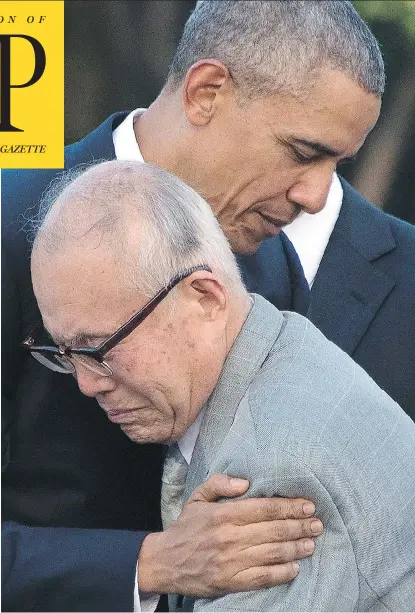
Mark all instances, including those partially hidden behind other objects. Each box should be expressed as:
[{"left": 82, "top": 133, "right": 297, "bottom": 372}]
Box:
[
  {"left": 2, "top": 521, "right": 149, "bottom": 612},
  {"left": 192, "top": 457, "right": 360, "bottom": 612}
]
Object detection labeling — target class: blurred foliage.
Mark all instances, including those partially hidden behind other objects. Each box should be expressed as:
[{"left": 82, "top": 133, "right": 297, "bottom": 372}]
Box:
[
  {"left": 345, "top": 1, "right": 415, "bottom": 220},
  {"left": 353, "top": 1, "right": 415, "bottom": 42}
]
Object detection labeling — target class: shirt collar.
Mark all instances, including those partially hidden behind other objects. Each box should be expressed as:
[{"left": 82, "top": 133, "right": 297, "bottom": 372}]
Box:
[
  {"left": 177, "top": 409, "right": 205, "bottom": 465},
  {"left": 113, "top": 108, "right": 146, "bottom": 161}
]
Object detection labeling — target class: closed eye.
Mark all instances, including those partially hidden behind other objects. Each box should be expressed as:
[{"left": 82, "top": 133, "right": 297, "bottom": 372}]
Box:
[
  {"left": 291, "top": 149, "right": 320, "bottom": 164},
  {"left": 337, "top": 155, "right": 357, "bottom": 167},
  {"left": 283, "top": 136, "right": 358, "bottom": 168},
  {"left": 291, "top": 147, "right": 356, "bottom": 168}
]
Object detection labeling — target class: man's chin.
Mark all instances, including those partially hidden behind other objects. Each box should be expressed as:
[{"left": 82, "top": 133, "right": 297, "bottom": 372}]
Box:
[
  {"left": 120, "top": 423, "right": 172, "bottom": 445},
  {"left": 230, "top": 228, "right": 284, "bottom": 255},
  {"left": 230, "top": 235, "right": 262, "bottom": 255}
]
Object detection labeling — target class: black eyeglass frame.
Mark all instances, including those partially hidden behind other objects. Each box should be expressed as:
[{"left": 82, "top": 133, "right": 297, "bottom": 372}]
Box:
[{"left": 21, "top": 265, "right": 212, "bottom": 373}]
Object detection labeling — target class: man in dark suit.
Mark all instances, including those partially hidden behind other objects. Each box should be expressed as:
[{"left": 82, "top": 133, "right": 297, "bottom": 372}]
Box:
[
  {"left": 308, "top": 178, "right": 415, "bottom": 416},
  {"left": 3, "top": 1, "right": 413, "bottom": 611},
  {"left": 284, "top": 171, "right": 415, "bottom": 418}
]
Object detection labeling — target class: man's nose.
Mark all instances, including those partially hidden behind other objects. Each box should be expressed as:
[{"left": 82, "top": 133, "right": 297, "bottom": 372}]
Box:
[
  {"left": 288, "top": 166, "right": 335, "bottom": 215},
  {"left": 75, "top": 365, "right": 116, "bottom": 398}
]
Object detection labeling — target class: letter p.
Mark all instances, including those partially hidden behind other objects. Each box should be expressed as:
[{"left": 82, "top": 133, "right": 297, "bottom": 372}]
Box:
[{"left": 0, "top": 34, "right": 46, "bottom": 132}]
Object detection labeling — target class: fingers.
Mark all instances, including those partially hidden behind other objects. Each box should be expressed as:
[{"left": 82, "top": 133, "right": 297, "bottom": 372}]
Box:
[
  {"left": 188, "top": 473, "right": 250, "bottom": 503},
  {"left": 189, "top": 474, "right": 316, "bottom": 523},
  {"left": 241, "top": 517, "right": 323, "bottom": 546},
  {"left": 239, "top": 537, "right": 316, "bottom": 568},
  {"left": 196, "top": 519, "right": 320, "bottom": 574},
  {"left": 143, "top": 482, "right": 321, "bottom": 597},
  {"left": 212, "top": 495, "right": 317, "bottom": 525},
  {"left": 230, "top": 562, "right": 300, "bottom": 592}
]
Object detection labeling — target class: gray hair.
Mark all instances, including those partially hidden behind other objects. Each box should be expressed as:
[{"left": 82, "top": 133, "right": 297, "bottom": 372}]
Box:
[
  {"left": 166, "top": 0, "right": 385, "bottom": 99},
  {"left": 32, "top": 160, "right": 247, "bottom": 300}
]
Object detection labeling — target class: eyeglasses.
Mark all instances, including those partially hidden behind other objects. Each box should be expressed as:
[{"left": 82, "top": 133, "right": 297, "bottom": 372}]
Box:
[{"left": 22, "top": 265, "right": 212, "bottom": 377}]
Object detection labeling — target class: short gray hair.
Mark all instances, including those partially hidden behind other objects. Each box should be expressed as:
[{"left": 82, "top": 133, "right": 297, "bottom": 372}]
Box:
[
  {"left": 33, "top": 161, "right": 247, "bottom": 300},
  {"left": 166, "top": 0, "right": 385, "bottom": 99}
]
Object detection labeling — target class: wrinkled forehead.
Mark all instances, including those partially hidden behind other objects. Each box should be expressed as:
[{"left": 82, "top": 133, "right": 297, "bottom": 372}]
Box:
[
  {"left": 31, "top": 241, "right": 133, "bottom": 339},
  {"left": 32, "top": 236, "right": 115, "bottom": 290}
]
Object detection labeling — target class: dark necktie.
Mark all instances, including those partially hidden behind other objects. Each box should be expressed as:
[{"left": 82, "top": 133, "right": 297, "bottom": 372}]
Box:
[{"left": 236, "top": 231, "right": 310, "bottom": 315}]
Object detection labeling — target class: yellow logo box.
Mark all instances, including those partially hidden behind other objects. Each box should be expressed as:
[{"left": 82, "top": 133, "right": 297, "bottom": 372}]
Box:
[{"left": 0, "top": 1, "right": 64, "bottom": 168}]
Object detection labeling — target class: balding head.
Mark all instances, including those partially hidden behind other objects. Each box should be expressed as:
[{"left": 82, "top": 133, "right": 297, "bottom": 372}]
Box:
[
  {"left": 33, "top": 160, "right": 245, "bottom": 298},
  {"left": 31, "top": 161, "right": 251, "bottom": 444}
]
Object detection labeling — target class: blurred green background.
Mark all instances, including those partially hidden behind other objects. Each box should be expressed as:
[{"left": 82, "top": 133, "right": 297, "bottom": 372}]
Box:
[{"left": 65, "top": 1, "right": 415, "bottom": 222}]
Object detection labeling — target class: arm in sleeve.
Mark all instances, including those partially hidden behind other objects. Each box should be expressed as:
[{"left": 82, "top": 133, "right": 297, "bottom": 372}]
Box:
[
  {"left": 2, "top": 521, "right": 149, "bottom": 612},
  {"left": 192, "top": 456, "right": 359, "bottom": 612}
]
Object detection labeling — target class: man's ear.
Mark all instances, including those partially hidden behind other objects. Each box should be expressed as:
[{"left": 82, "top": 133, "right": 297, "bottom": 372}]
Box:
[
  {"left": 182, "top": 60, "right": 233, "bottom": 126},
  {"left": 182, "top": 272, "right": 228, "bottom": 321}
]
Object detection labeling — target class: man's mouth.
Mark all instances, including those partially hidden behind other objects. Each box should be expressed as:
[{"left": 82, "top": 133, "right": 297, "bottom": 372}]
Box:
[
  {"left": 105, "top": 408, "right": 138, "bottom": 424},
  {"left": 260, "top": 213, "right": 285, "bottom": 236}
]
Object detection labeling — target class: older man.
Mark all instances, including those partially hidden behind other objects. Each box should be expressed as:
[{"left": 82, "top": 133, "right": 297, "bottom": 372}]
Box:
[
  {"left": 4, "top": 1, "right": 413, "bottom": 611},
  {"left": 28, "top": 160, "right": 415, "bottom": 612}
]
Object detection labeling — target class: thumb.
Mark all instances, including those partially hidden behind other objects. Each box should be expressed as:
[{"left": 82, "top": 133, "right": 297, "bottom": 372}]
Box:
[{"left": 188, "top": 473, "right": 249, "bottom": 504}]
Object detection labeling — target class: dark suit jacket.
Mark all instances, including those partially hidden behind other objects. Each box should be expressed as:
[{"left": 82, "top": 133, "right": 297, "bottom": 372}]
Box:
[
  {"left": 309, "top": 179, "right": 415, "bottom": 420},
  {"left": 1, "top": 112, "right": 307, "bottom": 612},
  {"left": 2, "top": 522, "right": 145, "bottom": 612}
]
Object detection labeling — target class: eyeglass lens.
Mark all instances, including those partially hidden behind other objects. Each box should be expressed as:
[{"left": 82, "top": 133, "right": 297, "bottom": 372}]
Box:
[
  {"left": 31, "top": 351, "right": 112, "bottom": 377},
  {"left": 31, "top": 351, "right": 74, "bottom": 374}
]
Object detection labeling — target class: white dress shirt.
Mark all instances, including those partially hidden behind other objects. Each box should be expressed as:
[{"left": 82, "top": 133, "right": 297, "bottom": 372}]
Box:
[
  {"left": 284, "top": 173, "right": 343, "bottom": 288},
  {"left": 113, "top": 108, "right": 146, "bottom": 162},
  {"left": 114, "top": 108, "right": 343, "bottom": 610}
]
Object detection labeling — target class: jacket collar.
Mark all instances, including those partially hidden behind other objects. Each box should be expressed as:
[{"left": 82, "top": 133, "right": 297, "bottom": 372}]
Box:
[
  {"left": 309, "top": 179, "right": 396, "bottom": 355},
  {"left": 334, "top": 178, "right": 395, "bottom": 260}
]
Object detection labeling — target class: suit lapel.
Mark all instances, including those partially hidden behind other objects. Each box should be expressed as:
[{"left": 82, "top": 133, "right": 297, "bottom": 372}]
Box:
[
  {"left": 309, "top": 180, "right": 396, "bottom": 356},
  {"left": 237, "top": 232, "right": 310, "bottom": 315}
]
